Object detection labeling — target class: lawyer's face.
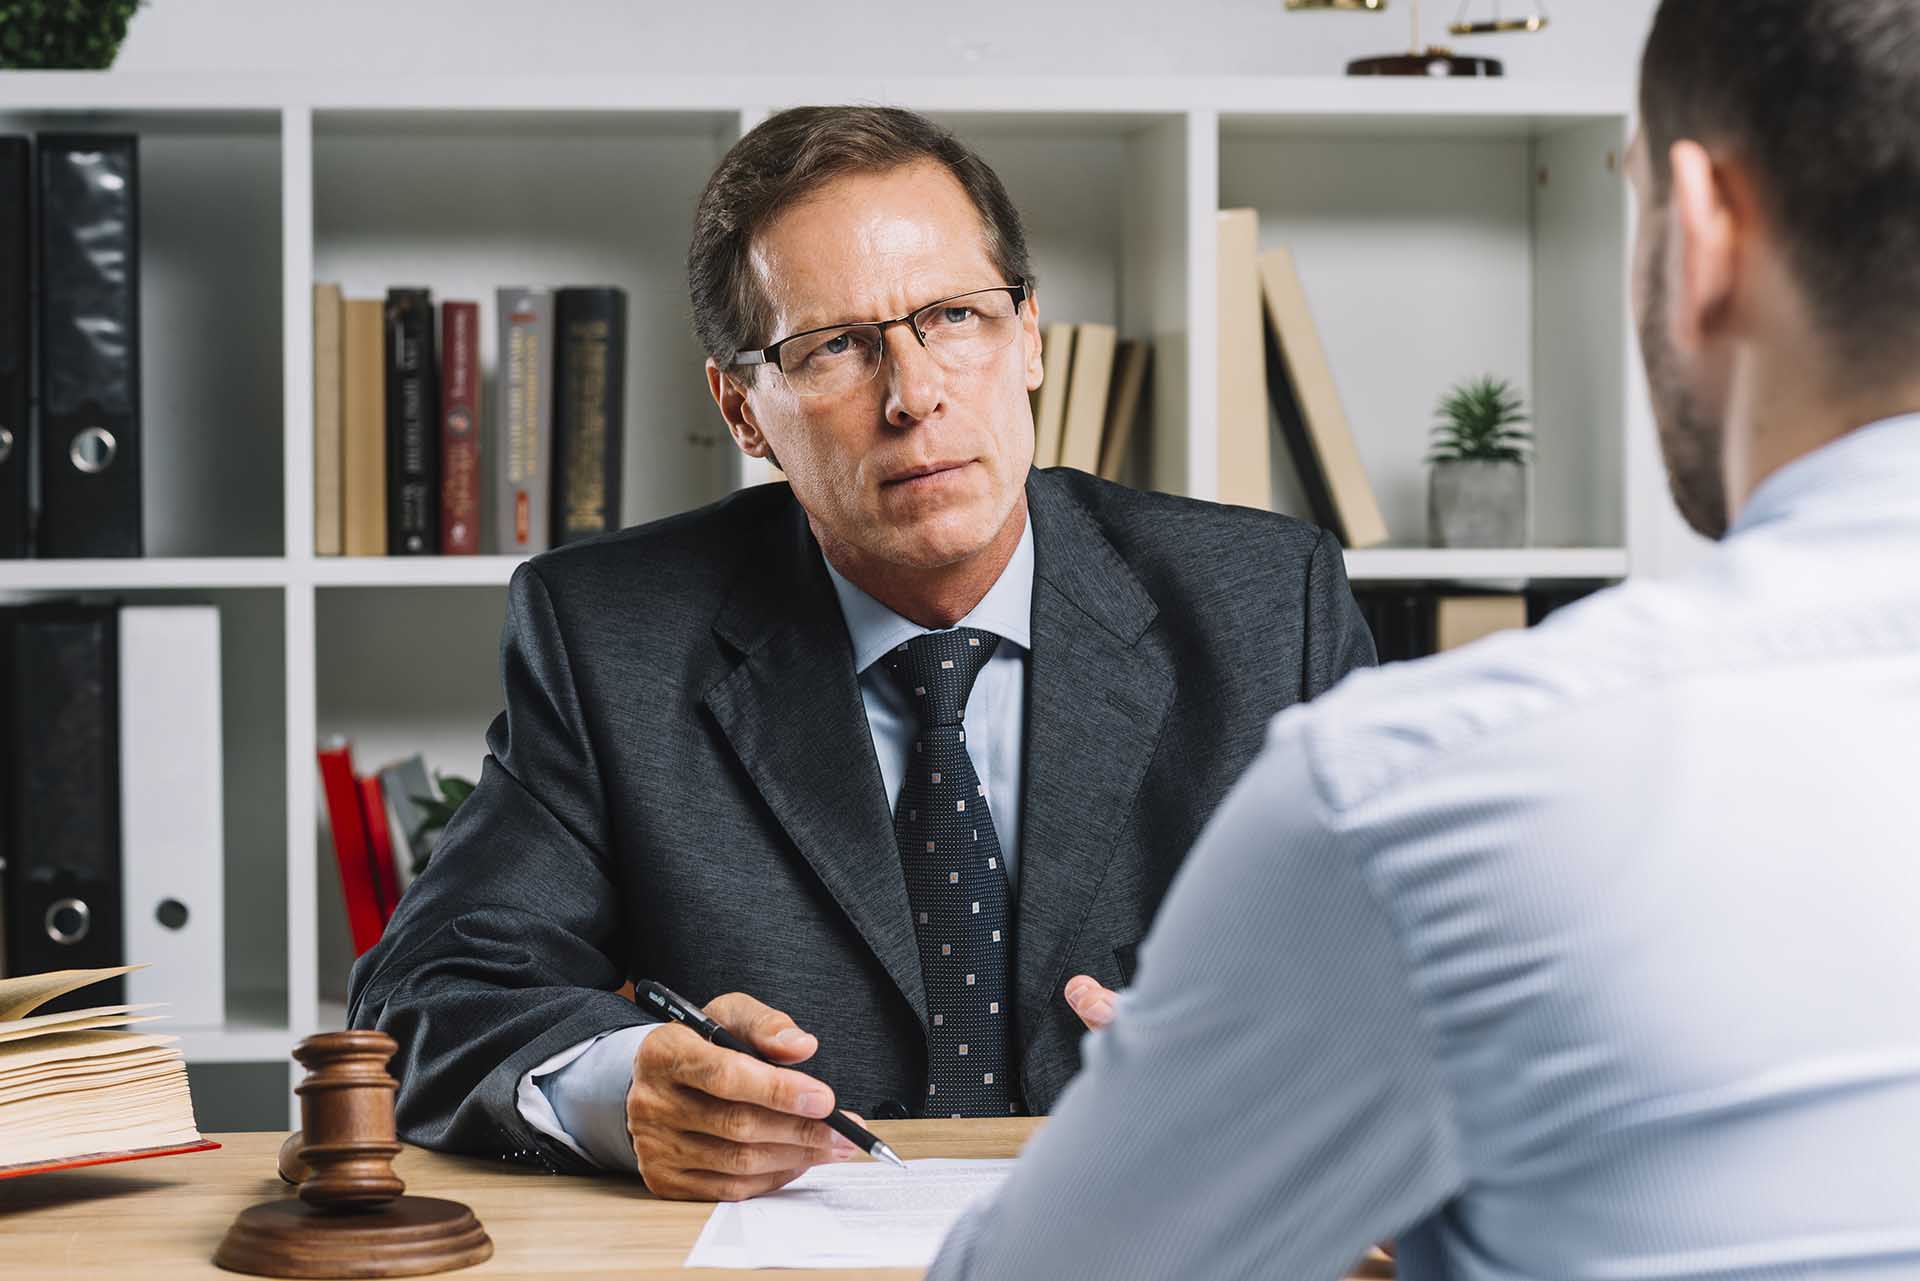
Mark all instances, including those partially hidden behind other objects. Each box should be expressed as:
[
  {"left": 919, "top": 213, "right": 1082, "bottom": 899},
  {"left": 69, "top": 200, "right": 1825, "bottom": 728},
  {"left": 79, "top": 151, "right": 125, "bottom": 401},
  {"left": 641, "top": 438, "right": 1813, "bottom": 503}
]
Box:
[{"left": 716, "top": 161, "right": 1044, "bottom": 571}]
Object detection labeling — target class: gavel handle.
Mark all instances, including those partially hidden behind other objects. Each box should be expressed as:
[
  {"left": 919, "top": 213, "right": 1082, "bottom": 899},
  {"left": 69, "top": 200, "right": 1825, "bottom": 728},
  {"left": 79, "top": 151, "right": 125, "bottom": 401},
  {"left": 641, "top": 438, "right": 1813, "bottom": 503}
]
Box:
[{"left": 276, "top": 1130, "right": 312, "bottom": 1186}]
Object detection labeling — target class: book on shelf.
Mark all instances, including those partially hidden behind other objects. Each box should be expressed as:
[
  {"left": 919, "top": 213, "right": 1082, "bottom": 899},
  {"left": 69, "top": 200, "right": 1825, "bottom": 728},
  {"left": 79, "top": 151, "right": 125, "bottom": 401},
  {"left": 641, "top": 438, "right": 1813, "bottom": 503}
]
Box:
[
  {"left": 1098, "top": 339, "right": 1151, "bottom": 485},
  {"left": 376, "top": 754, "right": 438, "bottom": 891},
  {"left": 385, "top": 287, "right": 440, "bottom": 555},
  {"left": 1217, "top": 208, "right": 1272, "bottom": 511},
  {"left": 552, "top": 286, "right": 627, "bottom": 546},
  {"left": 1258, "top": 245, "right": 1389, "bottom": 549},
  {"left": 342, "top": 298, "right": 388, "bottom": 557},
  {"left": 1056, "top": 322, "right": 1117, "bottom": 476},
  {"left": 0, "top": 964, "right": 215, "bottom": 1179},
  {"left": 496, "top": 287, "right": 555, "bottom": 555},
  {"left": 0, "top": 136, "right": 30, "bottom": 559},
  {"left": 315, "top": 739, "right": 389, "bottom": 956},
  {"left": 1031, "top": 322, "right": 1076, "bottom": 469},
  {"left": 313, "top": 284, "right": 345, "bottom": 557},
  {"left": 439, "top": 300, "right": 482, "bottom": 556}
]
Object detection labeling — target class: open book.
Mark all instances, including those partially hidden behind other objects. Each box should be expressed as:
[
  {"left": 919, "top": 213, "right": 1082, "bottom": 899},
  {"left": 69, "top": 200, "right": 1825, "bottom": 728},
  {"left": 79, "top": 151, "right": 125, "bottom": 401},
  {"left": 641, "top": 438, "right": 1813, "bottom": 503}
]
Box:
[{"left": 0, "top": 965, "right": 215, "bottom": 1178}]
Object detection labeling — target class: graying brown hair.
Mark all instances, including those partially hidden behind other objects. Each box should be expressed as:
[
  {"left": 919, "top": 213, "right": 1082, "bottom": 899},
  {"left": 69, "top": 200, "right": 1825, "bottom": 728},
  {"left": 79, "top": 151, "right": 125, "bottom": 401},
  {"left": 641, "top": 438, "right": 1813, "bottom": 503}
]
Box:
[{"left": 687, "top": 106, "right": 1034, "bottom": 377}]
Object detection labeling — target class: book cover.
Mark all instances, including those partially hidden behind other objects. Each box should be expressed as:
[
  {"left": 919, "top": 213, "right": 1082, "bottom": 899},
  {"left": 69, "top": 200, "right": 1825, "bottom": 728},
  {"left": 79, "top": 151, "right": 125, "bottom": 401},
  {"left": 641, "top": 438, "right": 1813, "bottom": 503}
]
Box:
[
  {"left": 315, "top": 740, "right": 385, "bottom": 956},
  {"left": 384, "top": 287, "right": 439, "bottom": 555},
  {"left": 551, "top": 287, "right": 627, "bottom": 546},
  {"left": 378, "top": 754, "right": 437, "bottom": 890},
  {"left": 495, "top": 288, "right": 553, "bottom": 555},
  {"left": 37, "top": 133, "right": 141, "bottom": 558},
  {"left": 313, "top": 283, "right": 345, "bottom": 557},
  {"left": 1258, "top": 246, "right": 1389, "bottom": 549},
  {"left": 357, "top": 773, "right": 399, "bottom": 925},
  {"left": 1217, "top": 209, "right": 1271, "bottom": 512},
  {"left": 1098, "top": 340, "right": 1151, "bottom": 484},
  {"left": 0, "top": 137, "right": 28, "bottom": 559},
  {"left": 1435, "top": 594, "right": 1529, "bottom": 653},
  {"left": 439, "top": 300, "right": 481, "bottom": 556},
  {"left": 342, "top": 299, "right": 387, "bottom": 557},
  {"left": 1032, "top": 323, "right": 1077, "bottom": 470},
  {"left": 1057, "top": 323, "right": 1117, "bottom": 476}
]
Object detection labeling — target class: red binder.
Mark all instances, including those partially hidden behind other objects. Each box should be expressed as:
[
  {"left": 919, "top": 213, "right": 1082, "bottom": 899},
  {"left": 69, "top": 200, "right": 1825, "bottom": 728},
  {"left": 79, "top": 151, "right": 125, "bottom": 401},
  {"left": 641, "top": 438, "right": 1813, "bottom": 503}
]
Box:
[
  {"left": 316, "top": 740, "right": 386, "bottom": 955},
  {"left": 0, "top": 1139, "right": 221, "bottom": 1182}
]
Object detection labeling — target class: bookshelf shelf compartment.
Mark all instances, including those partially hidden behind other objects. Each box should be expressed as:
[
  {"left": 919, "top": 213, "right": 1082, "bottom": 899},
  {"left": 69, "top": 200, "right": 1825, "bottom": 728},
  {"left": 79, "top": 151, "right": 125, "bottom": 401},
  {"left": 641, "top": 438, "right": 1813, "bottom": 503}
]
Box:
[{"left": 1342, "top": 547, "right": 1629, "bottom": 583}]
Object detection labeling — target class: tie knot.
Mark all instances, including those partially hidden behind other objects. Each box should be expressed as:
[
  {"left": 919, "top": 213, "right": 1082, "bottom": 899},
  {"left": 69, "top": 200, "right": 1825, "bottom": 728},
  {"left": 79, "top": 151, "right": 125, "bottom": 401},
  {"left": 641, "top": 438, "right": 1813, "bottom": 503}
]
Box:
[{"left": 879, "top": 628, "right": 1000, "bottom": 727}]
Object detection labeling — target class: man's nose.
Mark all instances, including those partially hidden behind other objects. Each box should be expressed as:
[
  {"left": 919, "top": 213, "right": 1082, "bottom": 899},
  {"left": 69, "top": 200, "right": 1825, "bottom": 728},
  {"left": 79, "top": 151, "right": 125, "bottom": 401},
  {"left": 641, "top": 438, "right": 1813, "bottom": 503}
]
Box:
[{"left": 881, "top": 323, "right": 946, "bottom": 427}]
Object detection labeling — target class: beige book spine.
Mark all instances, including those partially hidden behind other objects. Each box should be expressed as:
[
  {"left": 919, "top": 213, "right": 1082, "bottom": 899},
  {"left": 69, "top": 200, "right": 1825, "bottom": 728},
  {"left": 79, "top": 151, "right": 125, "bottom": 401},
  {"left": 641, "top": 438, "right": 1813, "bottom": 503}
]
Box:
[
  {"left": 1099, "top": 339, "right": 1151, "bottom": 483},
  {"left": 1058, "top": 323, "right": 1117, "bottom": 476},
  {"left": 1032, "top": 323, "right": 1077, "bottom": 469},
  {"left": 312, "top": 284, "right": 344, "bottom": 557},
  {"left": 1217, "top": 209, "right": 1271, "bottom": 510},
  {"left": 1436, "top": 595, "right": 1529, "bottom": 652},
  {"left": 342, "top": 299, "right": 388, "bottom": 557},
  {"left": 1258, "top": 246, "right": 1390, "bottom": 549}
]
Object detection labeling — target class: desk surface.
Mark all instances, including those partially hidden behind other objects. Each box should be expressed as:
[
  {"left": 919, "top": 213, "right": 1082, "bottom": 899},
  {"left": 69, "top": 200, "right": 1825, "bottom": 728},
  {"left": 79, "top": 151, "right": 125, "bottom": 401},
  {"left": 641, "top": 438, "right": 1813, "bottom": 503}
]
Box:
[
  {"left": 0, "top": 1121, "right": 1392, "bottom": 1280},
  {"left": 0, "top": 1121, "right": 1030, "bottom": 1280}
]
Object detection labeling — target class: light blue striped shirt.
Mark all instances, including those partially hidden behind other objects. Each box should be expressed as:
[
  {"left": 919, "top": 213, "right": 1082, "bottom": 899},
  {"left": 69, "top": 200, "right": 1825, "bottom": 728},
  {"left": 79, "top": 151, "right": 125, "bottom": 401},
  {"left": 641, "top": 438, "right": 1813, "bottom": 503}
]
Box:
[
  {"left": 930, "top": 416, "right": 1920, "bottom": 1280},
  {"left": 517, "top": 518, "right": 1034, "bottom": 1172}
]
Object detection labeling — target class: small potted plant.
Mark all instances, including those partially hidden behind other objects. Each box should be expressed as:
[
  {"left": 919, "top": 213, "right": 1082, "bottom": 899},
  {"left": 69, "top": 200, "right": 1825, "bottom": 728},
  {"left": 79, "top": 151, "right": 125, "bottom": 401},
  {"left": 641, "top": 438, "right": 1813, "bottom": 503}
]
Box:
[
  {"left": 0, "top": 1, "right": 145, "bottom": 70},
  {"left": 1426, "top": 374, "right": 1532, "bottom": 548}
]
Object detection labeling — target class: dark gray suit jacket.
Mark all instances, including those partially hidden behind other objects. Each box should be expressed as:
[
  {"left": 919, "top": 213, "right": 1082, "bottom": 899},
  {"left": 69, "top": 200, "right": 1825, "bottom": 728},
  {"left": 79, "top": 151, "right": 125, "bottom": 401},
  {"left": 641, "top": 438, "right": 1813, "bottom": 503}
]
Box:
[{"left": 347, "top": 468, "right": 1374, "bottom": 1174}]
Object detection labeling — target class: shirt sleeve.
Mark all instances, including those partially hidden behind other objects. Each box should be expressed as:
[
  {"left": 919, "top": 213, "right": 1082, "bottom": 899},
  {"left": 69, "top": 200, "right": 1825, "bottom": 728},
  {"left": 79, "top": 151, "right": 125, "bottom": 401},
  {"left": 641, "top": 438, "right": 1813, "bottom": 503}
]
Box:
[
  {"left": 926, "top": 708, "right": 1464, "bottom": 1281},
  {"left": 517, "top": 1023, "right": 659, "bottom": 1173}
]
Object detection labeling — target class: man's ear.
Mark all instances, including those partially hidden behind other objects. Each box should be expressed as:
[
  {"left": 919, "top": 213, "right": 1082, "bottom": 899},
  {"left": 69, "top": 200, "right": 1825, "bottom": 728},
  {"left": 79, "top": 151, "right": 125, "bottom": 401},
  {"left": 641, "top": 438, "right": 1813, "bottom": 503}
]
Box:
[
  {"left": 1665, "top": 139, "right": 1740, "bottom": 357},
  {"left": 706, "top": 358, "right": 774, "bottom": 459},
  {"left": 1021, "top": 289, "right": 1045, "bottom": 395}
]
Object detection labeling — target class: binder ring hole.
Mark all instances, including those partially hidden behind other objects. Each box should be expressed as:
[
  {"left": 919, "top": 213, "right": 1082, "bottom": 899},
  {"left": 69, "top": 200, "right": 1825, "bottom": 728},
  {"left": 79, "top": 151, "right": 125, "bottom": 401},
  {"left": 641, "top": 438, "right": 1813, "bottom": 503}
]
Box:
[
  {"left": 0, "top": 427, "right": 12, "bottom": 464},
  {"left": 71, "top": 427, "right": 117, "bottom": 474},
  {"left": 157, "top": 898, "right": 190, "bottom": 931},
  {"left": 45, "top": 897, "right": 91, "bottom": 945}
]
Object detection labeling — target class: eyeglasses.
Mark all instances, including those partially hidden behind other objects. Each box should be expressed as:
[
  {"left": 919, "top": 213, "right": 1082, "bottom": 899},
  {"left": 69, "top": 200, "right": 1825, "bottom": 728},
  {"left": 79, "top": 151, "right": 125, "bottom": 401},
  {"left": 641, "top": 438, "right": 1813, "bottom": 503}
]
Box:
[{"left": 732, "top": 282, "right": 1029, "bottom": 398}]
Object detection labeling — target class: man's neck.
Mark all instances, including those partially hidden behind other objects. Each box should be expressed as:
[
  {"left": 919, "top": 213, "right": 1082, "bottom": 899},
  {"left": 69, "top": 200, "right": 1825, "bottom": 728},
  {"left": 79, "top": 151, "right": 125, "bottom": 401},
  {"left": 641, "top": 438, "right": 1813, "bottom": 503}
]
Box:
[
  {"left": 1726, "top": 352, "right": 1920, "bottom": 524},
  {"left": 814, "top": 496, "right": 1028, "bottom": 631}
]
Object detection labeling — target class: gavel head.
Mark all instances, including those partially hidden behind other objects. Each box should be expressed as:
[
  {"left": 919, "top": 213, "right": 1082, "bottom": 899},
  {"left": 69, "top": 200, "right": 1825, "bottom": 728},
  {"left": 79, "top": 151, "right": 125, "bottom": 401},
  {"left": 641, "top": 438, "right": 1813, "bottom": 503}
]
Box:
[{"left": 285, "top": 1029, "right": 407, "bottom": 1210}]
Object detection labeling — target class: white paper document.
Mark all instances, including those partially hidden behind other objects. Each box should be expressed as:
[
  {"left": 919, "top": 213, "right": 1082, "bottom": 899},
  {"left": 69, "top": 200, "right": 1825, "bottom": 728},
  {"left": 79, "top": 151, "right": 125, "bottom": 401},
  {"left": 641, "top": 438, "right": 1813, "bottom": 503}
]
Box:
[{"left": 684, "top": 1158, "right": 1015, "bottom": 1269}]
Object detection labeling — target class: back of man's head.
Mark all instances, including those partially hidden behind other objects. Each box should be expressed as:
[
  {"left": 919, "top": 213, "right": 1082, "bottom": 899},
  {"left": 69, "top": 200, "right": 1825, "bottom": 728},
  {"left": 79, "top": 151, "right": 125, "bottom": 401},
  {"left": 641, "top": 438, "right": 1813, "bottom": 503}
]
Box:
[{"left": 1641, "top": 0, "right": 1920, "bottom": 378}]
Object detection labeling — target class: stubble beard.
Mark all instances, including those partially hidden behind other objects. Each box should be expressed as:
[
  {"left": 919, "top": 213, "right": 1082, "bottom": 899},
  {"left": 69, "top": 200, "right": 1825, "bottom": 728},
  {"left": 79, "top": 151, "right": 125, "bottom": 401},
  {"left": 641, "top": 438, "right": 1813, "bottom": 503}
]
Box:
[{"left": 1638, "top": 223, "right": 1731, "bottom": 541}]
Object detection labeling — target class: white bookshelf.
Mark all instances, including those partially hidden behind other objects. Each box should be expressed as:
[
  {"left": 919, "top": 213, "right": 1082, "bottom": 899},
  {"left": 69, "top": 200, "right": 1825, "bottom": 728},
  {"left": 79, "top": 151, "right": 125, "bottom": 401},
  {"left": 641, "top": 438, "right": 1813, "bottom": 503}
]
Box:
[{"left": 0, "top": 73, "right": 1684, "bottom": 1120}]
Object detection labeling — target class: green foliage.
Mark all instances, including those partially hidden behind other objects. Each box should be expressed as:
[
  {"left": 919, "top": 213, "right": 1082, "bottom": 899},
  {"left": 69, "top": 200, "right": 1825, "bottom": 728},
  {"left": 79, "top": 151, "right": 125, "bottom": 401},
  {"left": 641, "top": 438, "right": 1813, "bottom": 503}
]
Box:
[
  {"left": 406, "top": 772, "right": 476, "bottom": 877},
  {"left": 1427, "top": 374, "right": 1532, "bottom": 465},
  {"left": 0, "top": 0, "right": 143, "bottom": 71}
]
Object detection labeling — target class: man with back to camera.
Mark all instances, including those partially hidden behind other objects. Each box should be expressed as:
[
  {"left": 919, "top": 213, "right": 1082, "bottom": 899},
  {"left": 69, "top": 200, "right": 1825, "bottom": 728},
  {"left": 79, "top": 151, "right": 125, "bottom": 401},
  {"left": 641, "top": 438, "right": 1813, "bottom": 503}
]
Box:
[
  {"left": 347, "top": 105, "right": 1376, "bottom": 1199},
  {"left": 926, "top": 2, "right": 1920, "bottom": 1277}
]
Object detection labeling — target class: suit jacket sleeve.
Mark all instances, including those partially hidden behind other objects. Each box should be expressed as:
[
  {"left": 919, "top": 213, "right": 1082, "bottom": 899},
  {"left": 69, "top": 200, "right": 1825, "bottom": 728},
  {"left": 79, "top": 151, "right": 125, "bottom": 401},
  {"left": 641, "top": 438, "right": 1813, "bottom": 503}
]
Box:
[
  {"left": 1302, "top": 527, "right": 1377, "bottom": 697},
  {"left": 347, "top": 562, "right": 651, "bottom": 1175}
]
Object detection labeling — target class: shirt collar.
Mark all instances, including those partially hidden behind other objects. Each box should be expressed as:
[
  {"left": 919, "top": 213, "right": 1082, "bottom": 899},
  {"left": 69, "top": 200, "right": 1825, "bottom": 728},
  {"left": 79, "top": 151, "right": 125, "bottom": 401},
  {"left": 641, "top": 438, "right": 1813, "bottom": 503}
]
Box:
[
  {"left": 822, "top": 515, "right": 1035, "bottom": 675},
  {"left": 1731, "top": 413, "right": 1920, "bottom": 537}
]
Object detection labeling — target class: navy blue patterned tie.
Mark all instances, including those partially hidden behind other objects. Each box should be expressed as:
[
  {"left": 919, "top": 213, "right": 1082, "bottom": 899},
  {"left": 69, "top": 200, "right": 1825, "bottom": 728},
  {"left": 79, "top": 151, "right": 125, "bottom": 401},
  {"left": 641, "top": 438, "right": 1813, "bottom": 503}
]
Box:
[{"left": 881, "top": 628, "right": 1017, "bottom": 1117}]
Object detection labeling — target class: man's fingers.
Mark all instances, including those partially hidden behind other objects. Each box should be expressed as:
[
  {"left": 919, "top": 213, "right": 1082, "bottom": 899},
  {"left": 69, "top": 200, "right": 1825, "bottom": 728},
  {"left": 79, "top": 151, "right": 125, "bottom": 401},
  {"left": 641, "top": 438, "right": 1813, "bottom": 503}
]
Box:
[
  {"left": 705, "top": 990, "right": 818, "bottom": 1063},
  {"left": 1064, "top": 974, "right": 1119, "bottom": 1029},
  {"left": 671, "top": 1083, "right": 851, "bottom": 1150},
  {"left": 655, "top": 1022, "right": 835, "bottom": 1118},
  {"left": 670, "top": 1129, "right": 846, "bottom": 1179}
]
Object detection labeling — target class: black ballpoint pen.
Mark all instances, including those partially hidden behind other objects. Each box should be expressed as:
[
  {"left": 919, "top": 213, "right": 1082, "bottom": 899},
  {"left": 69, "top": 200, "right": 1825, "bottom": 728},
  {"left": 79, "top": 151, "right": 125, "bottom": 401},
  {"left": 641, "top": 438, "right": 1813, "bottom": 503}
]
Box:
[{"left": 635, "top": 980, "right": 907, "bottom": 1171}]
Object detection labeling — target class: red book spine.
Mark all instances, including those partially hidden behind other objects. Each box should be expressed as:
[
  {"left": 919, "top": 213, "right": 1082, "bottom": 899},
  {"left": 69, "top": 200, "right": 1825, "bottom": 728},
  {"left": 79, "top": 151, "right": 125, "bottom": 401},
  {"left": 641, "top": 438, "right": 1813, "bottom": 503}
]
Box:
[
  {"left": 358, "top": 773, "right": 401, "bottom": 925},
  {"left": 440, "top": 300, "right": 481, "bottom": 555},
  {"left": 316, "top": 742, "right": 385, "bottom": 956}
]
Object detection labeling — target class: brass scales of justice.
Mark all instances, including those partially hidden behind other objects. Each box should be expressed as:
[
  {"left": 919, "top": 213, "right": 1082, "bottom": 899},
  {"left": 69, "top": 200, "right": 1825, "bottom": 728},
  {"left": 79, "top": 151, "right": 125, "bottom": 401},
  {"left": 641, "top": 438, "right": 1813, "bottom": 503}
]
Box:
[{"left": 1284, "top": 0, "right": 1551, "bottom": 77}]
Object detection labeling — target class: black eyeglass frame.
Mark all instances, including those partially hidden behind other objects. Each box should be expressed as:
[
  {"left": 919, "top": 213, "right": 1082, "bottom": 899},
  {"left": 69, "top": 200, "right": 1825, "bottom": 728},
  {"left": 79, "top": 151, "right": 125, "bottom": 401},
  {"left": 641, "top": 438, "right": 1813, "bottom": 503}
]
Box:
[{"left": 730, "top": 281, "right": 1030, "bottom": 375}]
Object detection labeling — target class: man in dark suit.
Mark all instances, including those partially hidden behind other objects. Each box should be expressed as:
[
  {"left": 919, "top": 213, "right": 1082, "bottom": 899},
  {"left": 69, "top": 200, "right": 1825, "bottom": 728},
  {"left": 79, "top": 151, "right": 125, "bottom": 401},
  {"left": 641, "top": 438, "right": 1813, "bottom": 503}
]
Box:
[{"left": 348, "top": 105, "right": 1373, "bottom": 1200}]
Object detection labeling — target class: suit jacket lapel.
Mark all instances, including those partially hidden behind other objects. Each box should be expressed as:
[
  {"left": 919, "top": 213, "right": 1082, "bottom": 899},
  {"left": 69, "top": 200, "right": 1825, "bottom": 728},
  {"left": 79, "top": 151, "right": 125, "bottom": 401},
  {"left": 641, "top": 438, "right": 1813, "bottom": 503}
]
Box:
[
  {"left": 1015, "top": 473, "right": 1175, "bottom": 1061},
  {"left": 703, "top": 497, "right": 928, "bottom": 1029}
]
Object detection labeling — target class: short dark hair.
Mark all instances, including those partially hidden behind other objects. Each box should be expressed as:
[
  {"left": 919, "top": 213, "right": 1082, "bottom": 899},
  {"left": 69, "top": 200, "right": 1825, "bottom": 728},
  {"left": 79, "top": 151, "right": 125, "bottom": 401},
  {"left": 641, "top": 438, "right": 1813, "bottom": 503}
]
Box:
[
  {"left": 1640, "top": 0, "right": 1920, "bottom": 374},
  {"left": 687, "top": 106, "right": 1034, "bottom": 375}
]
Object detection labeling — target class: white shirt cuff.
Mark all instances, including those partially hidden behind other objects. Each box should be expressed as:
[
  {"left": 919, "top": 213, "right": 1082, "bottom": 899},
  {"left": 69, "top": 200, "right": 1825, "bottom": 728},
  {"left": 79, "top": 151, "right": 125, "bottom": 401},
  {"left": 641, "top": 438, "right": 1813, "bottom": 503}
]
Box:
[{"left": 515, "top": 1022, "right": 659, "bottom": 1172}]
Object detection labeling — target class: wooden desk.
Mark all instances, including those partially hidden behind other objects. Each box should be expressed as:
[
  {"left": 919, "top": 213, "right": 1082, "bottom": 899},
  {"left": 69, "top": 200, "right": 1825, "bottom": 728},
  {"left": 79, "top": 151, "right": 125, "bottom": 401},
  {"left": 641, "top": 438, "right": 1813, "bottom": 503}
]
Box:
[
  {"left": 0, "top": 1120, "right": 1393, "bottom": 1279},
  {"left": 0, "top": 1120, "right": 1031, "bottom": 1280}
]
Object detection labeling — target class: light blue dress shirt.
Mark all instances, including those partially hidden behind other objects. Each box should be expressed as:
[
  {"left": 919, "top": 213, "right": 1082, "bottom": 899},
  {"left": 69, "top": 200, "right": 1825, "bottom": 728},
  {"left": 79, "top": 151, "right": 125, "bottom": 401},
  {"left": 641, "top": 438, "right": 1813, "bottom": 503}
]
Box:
[
  {"left": 517, "top": 518, "right": 1036, "bottom": 1173},
  {"left": 929, "top": 417, "right": 1920, "bottom": 1280}
]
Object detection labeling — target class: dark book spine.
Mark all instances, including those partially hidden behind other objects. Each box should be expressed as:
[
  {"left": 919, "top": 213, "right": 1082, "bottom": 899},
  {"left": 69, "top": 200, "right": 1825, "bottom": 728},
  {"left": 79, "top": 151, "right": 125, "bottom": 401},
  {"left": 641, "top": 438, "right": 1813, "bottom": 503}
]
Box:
[
  {"left": 439, "top": 300, "right": 480, "bottom": 555},
  {"left": 384, "top": 288, "right": 439, "bottom": 555},
  {"left": 37, "top": 134, "right": 141, "bottom": 558},
  {"left": 550, "top": 287, "right": 626, "bottom": 546},
  {"left": 0, "top": 138, "right": 28, "bottom": 559},
  {"left": 1261, "top": 308, "right": 1341, "bottom": 543}
]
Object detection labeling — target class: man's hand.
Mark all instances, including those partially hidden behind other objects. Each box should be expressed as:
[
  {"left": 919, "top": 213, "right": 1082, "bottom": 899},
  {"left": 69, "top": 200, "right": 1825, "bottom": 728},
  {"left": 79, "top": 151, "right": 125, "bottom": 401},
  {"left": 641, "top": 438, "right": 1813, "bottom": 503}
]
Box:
[
  {"left": 1064, "top": 975, "right": 1119, "bottom": 1030},
  {"left": 626, "top": 990, "right": 862, "bottom": 1201}
]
